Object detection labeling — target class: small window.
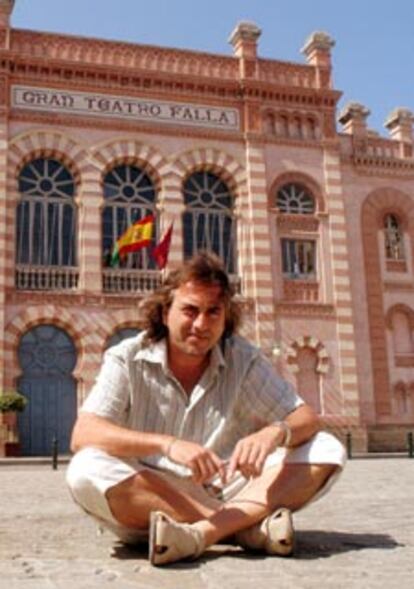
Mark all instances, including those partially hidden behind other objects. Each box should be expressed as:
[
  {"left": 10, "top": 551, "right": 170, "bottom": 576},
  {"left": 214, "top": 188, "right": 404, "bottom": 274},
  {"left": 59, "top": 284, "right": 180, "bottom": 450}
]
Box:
[
  {"left": 384, "top": 214, "right": 405, "bottom": 260},
  {"left": 281, "top": 239, "right": 316, "bottom": 279},
  {"left": 277, "top": 183, "right": 315, "bottom": 214}
]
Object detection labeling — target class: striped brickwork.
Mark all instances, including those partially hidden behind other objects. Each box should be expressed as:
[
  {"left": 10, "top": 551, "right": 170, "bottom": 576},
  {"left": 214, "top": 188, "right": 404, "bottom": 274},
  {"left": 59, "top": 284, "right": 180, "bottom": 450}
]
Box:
[
  {"left": 361, "top": 188, "right": 414, "bottom": 418},
  {"left": 3, "top": 139, "right": 252, "bottom": 402},
  {"left": 4, "top": 304, "right": 141, "bottom": 403},
  {"left": 241, "top": 142, "right": 277, "bottom": 350},
  {"left": 0, "top": 117, "right": 8, "bottom": 389},
  {"left": 323, "top": 147, "right": 361, "bottom": 424}
]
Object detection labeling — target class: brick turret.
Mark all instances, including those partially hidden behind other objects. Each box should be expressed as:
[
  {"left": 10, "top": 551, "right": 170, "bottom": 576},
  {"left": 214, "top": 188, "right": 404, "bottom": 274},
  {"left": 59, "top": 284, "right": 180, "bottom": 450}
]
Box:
[
  {"left": 229, "top": 21, "right": 261, "bottom": 79},
  {"left": 301, "top": 31, "right": 335, "bottom": 89}
]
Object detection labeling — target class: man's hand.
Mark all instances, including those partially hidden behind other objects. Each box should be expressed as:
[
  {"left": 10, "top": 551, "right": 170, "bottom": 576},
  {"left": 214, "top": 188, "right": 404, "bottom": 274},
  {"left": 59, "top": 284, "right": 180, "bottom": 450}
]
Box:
[
  {"left": 228, "top": 425, "right": 284, "bottom": 480},
  {"left": 166, "top": 438, "right": 227, "bottom": 484}
]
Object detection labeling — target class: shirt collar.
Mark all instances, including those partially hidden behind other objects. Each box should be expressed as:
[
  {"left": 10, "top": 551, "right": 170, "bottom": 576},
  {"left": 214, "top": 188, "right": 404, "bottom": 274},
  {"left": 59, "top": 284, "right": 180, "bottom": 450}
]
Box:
[{"left": 134, "top": 336, "right": 226, "bottom": 375}]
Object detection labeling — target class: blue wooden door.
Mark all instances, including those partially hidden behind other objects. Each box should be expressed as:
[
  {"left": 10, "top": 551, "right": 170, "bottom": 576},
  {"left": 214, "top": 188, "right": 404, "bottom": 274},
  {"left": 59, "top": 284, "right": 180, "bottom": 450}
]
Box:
[{"left": 17, "top": 325, "right": 77, "bottom": 456}]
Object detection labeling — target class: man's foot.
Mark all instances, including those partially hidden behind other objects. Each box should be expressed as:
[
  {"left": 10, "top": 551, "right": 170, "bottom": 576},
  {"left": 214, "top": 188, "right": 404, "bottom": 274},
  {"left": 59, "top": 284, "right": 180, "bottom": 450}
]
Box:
[
  {"left": 149, "top": 511, "right": 205, "bottom": 566},
  {"left": 235, "top": 508, "right": 295, "bottom": 556}
]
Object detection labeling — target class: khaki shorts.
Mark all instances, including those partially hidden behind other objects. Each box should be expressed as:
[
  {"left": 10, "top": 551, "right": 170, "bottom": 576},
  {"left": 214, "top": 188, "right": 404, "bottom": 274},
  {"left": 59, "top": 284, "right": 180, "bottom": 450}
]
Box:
[{"left": 66, "top": 431, "right": 346, "bottom": 544}]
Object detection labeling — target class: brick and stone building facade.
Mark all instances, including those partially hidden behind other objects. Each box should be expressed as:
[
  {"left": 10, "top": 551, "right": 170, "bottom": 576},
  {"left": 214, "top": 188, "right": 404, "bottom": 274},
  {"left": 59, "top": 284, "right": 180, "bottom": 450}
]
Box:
[{"left": 0, "top": 0, "right": 413, "bottom": 455}]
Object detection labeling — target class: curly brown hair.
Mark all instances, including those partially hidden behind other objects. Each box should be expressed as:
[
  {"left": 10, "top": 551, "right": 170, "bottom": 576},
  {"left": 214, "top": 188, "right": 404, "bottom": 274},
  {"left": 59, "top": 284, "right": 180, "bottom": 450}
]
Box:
[{"left": 138, "top": 252, "right": 241, "bottom": 345}]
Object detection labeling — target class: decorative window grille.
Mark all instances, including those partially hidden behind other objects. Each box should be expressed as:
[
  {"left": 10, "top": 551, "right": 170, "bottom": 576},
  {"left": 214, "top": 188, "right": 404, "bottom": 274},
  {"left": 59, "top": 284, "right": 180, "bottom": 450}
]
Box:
[
  {"left": 183, "top": 171, "right": 236, "bottom": 273},
  {"left": 276, "top": 183, "right": 315, "bottom": 214},
  {"left": 281, "top": 239, "right": 316, "bottom": 279},
  {"left": 384, "top": 214, "right": 405, "bottom": 260},
  {"left": 16, "top": 158, "right": 77, "bottom": 266},
  {"left": 102, "top": 164, "right": 157, "bottom": 270}
]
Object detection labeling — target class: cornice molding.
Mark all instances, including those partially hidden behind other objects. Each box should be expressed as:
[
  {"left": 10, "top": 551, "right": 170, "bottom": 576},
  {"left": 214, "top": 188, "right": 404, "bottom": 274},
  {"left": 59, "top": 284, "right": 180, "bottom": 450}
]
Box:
[
  {"left": 275, "top": 302, "right": 336, "bottom": 318},
  {"left": 9, "top": 29, "right": 239, "bottom": 79},
  {"left": 9, "top": 109, "right": 246, "bottom": 143},
  {"left": 383, "top": 280, "right": 414, "bottom": 292},
  {"left": 341, "top": 154, "right": 414, "bottom": 177},
  {"left": 1, "top": 56, "right": 242, "bottom": 100},
  {"left": 6, "top": 289, "right": 143, "bottom": 307}
]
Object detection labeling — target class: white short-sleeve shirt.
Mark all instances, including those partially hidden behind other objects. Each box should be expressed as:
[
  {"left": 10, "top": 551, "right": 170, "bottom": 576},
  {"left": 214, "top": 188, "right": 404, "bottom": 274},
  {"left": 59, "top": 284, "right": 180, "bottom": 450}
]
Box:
[{"left": 81, "top": 333, "right": 304, "bottom": 476}]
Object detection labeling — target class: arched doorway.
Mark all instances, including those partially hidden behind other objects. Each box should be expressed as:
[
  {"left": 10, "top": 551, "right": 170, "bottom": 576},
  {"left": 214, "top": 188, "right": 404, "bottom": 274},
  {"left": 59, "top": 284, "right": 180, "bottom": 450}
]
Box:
[{"left": 17, "top": 324, "right": 77, "bottom": 456}]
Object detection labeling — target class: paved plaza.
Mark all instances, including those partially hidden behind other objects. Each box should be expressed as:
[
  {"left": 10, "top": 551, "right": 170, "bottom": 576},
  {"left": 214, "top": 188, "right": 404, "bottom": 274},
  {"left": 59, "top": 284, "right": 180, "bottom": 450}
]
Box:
[{"left": 0, "top": 457, "right": 413, "bottom": 589}]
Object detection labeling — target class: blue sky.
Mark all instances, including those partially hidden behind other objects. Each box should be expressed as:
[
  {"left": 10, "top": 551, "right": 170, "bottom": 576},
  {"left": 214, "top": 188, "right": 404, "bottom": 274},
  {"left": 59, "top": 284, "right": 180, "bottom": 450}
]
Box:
[{"left": 11, "top": 0, "right": 414, "bottom": 135}]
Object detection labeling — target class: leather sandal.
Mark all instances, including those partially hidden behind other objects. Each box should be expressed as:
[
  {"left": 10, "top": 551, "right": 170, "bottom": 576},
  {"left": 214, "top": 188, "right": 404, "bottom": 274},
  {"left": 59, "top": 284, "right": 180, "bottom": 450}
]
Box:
[
  {"left": 149, "top": 511, "right": 205, "bottom": 566},
  {"left": 235, "top": 508, "right": 295, "bottom": 556}
]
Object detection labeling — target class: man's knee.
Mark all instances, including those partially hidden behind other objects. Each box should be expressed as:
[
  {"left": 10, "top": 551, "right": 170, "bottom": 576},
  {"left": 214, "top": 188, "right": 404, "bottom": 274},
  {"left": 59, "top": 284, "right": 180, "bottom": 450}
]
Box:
[{"left": 66, "top": 455, "right": 97, "bottom": 507}]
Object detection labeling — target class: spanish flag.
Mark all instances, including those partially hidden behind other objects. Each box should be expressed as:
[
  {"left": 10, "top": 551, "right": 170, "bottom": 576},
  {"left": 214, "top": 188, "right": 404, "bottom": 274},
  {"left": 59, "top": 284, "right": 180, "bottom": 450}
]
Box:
[{"left": 110, "top": 215, "right": 154, "bottom": 266}]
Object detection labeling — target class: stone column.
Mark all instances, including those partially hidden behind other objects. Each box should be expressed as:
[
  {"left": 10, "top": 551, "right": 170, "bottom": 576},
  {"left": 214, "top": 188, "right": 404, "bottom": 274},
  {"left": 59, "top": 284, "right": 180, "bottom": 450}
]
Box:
[
  {"left": 77, "top": 165, "right": 103, "bottom": 295},
  {"left": 323, "top": 142, "right": 363, "bottom": 442},
  {"left": 240, "top": 138, "right": 277, "bottom": 352},
  {"left": 0, "top": 0, "right": 14, "bottom": 388},
  {"left": 0, "top": 81, "right": 9, "bottom": 389},
  {"left": 156, "top": 174, "right": 185, "bottom": 271},
  {"left": 0, "top": 0, "right": 13, "bottom": 388}
]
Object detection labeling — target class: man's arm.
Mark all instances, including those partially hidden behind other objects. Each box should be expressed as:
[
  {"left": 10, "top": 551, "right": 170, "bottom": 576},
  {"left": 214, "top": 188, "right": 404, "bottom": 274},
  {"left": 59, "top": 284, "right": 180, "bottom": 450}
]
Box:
[
  {"left": 70, "top": 412, "right": 173, "bottom": 457},
  {"left": 228, "top": 403, "right": 320, "bottom": 479},
  {"left": 71, "top": 412, "right": 227, "bottom": 484},
  {"left": 283, "top": 403, "right": 321, "bottom": 446}
]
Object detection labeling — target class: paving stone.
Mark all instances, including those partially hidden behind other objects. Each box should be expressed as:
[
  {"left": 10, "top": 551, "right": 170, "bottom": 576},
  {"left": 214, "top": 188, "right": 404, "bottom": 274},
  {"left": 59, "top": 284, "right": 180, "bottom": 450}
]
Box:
[{"left": 1, "top": 458, "right": 413, "bottom": 588}]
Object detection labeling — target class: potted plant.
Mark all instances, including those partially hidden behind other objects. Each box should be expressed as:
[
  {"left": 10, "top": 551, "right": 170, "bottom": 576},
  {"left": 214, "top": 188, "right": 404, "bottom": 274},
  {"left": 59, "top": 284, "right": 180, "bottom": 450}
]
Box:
[
  {"left": 0, "top": 391, "right": 28, "bottom": 457},
  {"left": 0, "top": 391, "right": 28, "bottom": 426}
]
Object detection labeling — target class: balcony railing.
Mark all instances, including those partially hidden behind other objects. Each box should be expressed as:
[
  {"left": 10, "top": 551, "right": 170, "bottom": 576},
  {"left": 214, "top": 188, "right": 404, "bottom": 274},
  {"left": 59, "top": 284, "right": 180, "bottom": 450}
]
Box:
[
  {"left": 102, "top": 269, "right": 162, "bottom": 294},
  {"left": 16, "top": 265, "right": 79, "bottom": 290},
  {"left": 15, "top": 265, "right": 241, "bottom": 296}
]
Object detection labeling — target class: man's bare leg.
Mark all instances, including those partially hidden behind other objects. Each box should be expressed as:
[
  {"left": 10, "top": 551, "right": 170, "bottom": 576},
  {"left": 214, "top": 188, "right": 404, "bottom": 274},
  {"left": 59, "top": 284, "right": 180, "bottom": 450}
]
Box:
[
  {"left": 107, "top": 462, "right": 336, "bottom": 543},
  {"left": 106, "top": 469, "right": 222, "bottom": 529},
  {"left": 196, "top": 462, "right": 337, "bottom": 546},
  {"left": 148, "top": 462, "right": 337, "bottom": 565}
]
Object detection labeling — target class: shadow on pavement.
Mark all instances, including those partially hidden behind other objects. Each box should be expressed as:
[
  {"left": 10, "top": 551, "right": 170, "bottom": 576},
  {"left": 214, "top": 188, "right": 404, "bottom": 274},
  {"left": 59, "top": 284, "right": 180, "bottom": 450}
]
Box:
[
  {"left": 216, "top": 530, "right": 402, "bottom": 563},
  {"left": 111, "top": 544, "right": 148, "bottom": 560},
  {"left": 109, "top": 530, "right": 402, "bottom": 567},
  {"left": 295, "top": 530, "right": 403, "bottom": 559}
]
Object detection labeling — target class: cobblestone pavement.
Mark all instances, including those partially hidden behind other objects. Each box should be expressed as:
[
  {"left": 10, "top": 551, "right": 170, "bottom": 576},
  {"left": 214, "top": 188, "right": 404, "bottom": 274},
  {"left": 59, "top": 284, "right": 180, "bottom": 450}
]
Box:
[{"left": 0, "top": 458, "right": 413, "bottom": 589}]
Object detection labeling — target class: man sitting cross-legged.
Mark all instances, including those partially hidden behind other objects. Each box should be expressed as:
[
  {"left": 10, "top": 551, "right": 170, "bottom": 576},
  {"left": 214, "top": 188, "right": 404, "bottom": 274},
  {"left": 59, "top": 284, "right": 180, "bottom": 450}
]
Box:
[{"left": 67, "top": 252, "right": 346, "bottom": 566}]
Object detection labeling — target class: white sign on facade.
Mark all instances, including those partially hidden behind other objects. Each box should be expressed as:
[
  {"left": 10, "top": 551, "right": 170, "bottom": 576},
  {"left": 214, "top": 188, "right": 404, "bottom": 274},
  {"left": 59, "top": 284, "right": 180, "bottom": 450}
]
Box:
[{"left": 11, "top": 85, "right": 240, "bottom": 131}]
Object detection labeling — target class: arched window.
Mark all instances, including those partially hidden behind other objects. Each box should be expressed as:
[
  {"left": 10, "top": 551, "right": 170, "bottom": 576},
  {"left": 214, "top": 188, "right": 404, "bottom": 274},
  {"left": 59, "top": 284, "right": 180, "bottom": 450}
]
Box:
[
  {"left": 276, "top": 183, "right": 315, "bottom": 214},
  {"left": 296, "top": 347, "right": 321, "bottom": 413},
  {"left": 391, "top": 310, "right": 413, "bottom": 355},
  {"left": 292, "top": 116, "right": 302, "bottom": 138},
  {"left": 182, "top": 170, "right": 236, "bottom": 273},
  {"left": 394, "top": 383, "right": 409, "bottom": 415},
  {"left": 264, "top": 112, "right": 276, "bottom": 135},
  {"left": 278, "top": 114, "right": 289, "bottom": 137},
  {"left": 16, "top": 158, "right": 77, "bottom": 266},
  {"left": 306, "top": 117, "right": 318, "bottom": 140},
  {"left": 102, "top": 164, "right": 157, "bottom": 269},
  {"left": 384, "top": 214, "right": 405, "bottom": 260}
]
